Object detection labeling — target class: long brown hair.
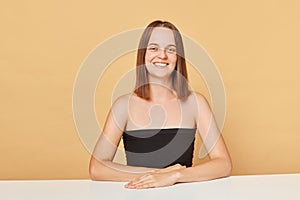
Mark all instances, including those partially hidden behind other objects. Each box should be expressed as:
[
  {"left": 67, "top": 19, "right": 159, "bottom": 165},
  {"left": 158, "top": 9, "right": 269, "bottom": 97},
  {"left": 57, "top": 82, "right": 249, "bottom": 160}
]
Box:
[{"left": 134, "top": 20, "right": 191, "bottom": 100}]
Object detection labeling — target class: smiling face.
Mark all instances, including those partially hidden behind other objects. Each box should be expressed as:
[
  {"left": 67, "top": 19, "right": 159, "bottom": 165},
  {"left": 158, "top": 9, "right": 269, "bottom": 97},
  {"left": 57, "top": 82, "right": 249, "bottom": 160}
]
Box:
[{"left": 145, "top": 27, "right": 177, "bottom": 79}]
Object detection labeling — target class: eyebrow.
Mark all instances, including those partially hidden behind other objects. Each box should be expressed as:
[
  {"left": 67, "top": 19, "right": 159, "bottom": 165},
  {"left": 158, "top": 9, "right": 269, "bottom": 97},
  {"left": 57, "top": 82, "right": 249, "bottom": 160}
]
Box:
[{"left": 148, "top": 43, "right": 176, "bottom": 47}]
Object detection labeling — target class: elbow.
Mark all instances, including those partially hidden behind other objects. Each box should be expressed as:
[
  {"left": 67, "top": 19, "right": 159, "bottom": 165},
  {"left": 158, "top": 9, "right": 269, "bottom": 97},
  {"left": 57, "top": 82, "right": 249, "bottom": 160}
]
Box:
[
  {"left": 89, "top": 162, "right": 98, "bottom": 181},
  {"left": 223, "top": 158, "right": 232, "bottom": 177},
  {"left": 89, "top": 158, "right": 106, "bottom": 181},
  {"left": 89, "top": 166, "right": 97, "bottom": 181}
]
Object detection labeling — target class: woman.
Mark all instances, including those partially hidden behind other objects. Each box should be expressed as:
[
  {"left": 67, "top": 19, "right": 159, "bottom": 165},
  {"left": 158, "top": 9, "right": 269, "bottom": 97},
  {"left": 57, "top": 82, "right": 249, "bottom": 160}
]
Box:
[{"left": 89, "top": 20, "right": 232, "bottom": 189}]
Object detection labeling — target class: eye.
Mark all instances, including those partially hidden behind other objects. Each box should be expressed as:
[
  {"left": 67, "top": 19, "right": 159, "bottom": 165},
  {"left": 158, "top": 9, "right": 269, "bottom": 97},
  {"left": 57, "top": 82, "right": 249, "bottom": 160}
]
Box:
[
  {"left": 147, "top": 46, "right": 158, "bottom": 52},
  {"left": 167, "top": 47, "right": 176, "bottom": 54}
]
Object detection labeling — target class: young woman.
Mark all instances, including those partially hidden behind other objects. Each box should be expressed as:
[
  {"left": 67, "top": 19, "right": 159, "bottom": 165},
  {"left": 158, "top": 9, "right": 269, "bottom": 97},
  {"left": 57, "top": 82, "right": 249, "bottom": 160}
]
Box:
[{"left": 89, "top": 20, "right": 232, "bottom": 189}]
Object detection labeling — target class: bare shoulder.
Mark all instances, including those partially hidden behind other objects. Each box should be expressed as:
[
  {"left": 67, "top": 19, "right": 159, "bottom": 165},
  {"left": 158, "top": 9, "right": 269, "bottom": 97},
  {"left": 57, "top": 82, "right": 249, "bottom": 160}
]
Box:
[
  {"left": 181, "top": 92, "right": 210, "bottom": 122},
  {"left": 112, "top": 93, "right": 149, "bottom": 115},
  {"left": 186, "top": 91, "right": 209, "bottom": 107},
  {"left": 112, "top": 93, "right": 132, "bottom": 108},
  {"left": 110, "top": 94, "right": 132, "bottom": 117},
  {"left": 113, "top": 93, "right": 145, "bottom": 105},
  {"left": 109, "top": 94, "right": 133, "bottom": 130}
]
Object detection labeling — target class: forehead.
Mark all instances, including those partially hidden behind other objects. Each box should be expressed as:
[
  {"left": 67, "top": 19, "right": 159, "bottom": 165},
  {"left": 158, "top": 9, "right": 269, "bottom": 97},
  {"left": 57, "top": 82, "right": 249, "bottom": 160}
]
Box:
[{"left": 148, "top": 27, "right": 176, "bottom": 46}]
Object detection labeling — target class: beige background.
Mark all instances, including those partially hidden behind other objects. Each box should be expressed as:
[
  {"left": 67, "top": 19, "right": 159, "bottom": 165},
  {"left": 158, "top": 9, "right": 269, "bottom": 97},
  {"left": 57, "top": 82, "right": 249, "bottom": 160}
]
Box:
[{"left": 1, "top": 0, "right": 300, "bottom": 179}]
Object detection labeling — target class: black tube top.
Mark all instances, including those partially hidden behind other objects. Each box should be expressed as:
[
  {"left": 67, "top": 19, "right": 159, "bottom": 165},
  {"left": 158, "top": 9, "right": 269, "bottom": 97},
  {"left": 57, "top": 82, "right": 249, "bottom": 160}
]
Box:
[{"left": 122, "top": 128, "right": 196, "bottom": 168}]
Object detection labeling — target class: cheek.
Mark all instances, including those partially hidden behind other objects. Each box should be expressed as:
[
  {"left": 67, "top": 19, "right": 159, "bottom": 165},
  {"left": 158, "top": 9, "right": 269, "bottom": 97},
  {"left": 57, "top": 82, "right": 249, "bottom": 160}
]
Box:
[
  {"left": 169, "top": 56, "right": 177, "bottom": 65},
  {"left": 145, "top": 53, "right": 156, "bottom": 63}
]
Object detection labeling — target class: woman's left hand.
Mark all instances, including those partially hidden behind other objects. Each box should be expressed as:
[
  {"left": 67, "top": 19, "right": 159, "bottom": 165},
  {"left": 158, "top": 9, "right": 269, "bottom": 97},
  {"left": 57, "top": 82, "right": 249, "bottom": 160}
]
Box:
[{"left": 125, "top": 171, "right": 181, "bottom": 189}]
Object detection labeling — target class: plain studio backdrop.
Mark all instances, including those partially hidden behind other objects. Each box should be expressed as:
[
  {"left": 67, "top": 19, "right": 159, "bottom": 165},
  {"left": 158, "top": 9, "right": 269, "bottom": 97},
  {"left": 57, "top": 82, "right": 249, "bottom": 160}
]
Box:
[{"left": 1, "top": 0, "right": 299, "bottom": 179}]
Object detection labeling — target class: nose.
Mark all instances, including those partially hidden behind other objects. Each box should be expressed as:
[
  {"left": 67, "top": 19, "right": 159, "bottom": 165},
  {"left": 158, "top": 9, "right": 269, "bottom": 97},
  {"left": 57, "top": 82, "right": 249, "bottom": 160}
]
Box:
[{"left": 157, "top": 48, "right": 167, "bottom": 59}]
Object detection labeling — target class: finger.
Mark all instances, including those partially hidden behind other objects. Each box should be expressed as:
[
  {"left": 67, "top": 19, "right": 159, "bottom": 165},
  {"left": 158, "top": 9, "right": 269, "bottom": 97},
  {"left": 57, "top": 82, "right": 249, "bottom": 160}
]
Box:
[
  {"left": 173, "top": 164, "right": 184, "bottom": 170},
  {"left": 133, "top": 179, "right": 155, "bottom": 189},
  {"left": 131, "top": 174, "right": 148, "bottom": 182},
  {"left": 127, "top": 177, "right": 154, "bottom": 189},
  {"left": 126, "top": 181, "right": 153, "bottom": 189},
  {"left": 126, "top": 174, "right": 150, "bottom": 186},
  {"left": 135, "top": 183, "right": 154, "bottom": 189}
]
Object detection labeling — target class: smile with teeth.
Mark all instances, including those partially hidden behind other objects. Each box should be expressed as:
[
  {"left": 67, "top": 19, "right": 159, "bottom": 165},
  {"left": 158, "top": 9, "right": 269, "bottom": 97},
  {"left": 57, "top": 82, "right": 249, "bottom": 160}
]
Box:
[{"left": 153, "top": 62, "right": 169, "bottom": 68}]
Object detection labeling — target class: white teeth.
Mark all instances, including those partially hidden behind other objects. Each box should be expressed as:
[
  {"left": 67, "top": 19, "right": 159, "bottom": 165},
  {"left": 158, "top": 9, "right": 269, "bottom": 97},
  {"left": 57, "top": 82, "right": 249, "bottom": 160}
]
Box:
[{"left": 154, "top": 62, "right": 167, "bottom": 67}]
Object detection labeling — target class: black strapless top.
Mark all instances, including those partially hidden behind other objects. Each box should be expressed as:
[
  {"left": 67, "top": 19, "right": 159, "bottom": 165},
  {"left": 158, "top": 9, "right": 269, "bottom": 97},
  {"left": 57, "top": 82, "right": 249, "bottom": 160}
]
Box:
[{"left": 122, "top": 128, "right": 196, "bottom": 168}]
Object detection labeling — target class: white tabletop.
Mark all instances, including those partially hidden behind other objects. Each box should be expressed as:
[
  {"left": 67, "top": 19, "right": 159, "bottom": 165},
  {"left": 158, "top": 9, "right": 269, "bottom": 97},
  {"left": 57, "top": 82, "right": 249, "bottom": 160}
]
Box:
[{"left": 0, "top": 174, "right": 299, "bottom": 200}]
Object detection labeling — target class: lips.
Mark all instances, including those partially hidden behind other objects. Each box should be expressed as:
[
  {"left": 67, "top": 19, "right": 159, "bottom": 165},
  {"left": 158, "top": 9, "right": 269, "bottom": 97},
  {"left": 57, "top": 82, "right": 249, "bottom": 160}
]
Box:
[{"left": 153, "top": 62, "right": 169, "bottom": 68}]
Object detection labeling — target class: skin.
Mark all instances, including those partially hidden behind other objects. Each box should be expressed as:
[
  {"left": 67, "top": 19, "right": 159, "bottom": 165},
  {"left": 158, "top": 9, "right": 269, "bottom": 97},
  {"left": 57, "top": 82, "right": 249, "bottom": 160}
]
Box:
[{"left": 89, "top": 27, "right": 232, "bottom": 189}]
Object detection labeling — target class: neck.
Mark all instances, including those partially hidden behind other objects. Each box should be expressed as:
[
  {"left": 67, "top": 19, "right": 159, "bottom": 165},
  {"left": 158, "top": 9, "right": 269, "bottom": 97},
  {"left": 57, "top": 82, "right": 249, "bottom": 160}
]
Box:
[
  {"left": 146, "top": 73, "right": 177, "bottom": 103},
  {"left": 147, "top": 73, "right": 173, "bottom": 88},
  {"left": 149, "top": 84, "right": 176, "bottom": 103}
]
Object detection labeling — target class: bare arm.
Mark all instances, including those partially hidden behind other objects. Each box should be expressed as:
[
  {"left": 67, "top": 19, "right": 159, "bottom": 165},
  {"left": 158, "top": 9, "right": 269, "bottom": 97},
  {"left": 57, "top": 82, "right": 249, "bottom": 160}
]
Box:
[
  {"left": 175, "top": 137, "right": 231, "bottom": 182},
  {"left": 176, "top": 93, "right": 232, "bottom": 182},
  {"left": 89, "top": 134, "right": 157, "bottom": 181},
  {"left": 89, "top": 96, "right": 157, "bottom": 181}
]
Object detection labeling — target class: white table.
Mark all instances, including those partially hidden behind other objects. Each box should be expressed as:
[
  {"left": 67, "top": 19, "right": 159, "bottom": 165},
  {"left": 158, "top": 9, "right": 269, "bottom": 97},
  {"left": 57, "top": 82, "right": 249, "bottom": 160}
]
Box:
[{"left": 0, "top": 174, "right": 299, "bottom": 200}]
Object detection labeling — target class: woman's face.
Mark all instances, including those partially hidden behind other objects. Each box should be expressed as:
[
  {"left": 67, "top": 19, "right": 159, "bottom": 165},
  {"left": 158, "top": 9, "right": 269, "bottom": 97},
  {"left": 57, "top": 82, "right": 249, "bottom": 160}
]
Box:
[{"left": 145, "top": 27, "right": 177, "bottom": 79}]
